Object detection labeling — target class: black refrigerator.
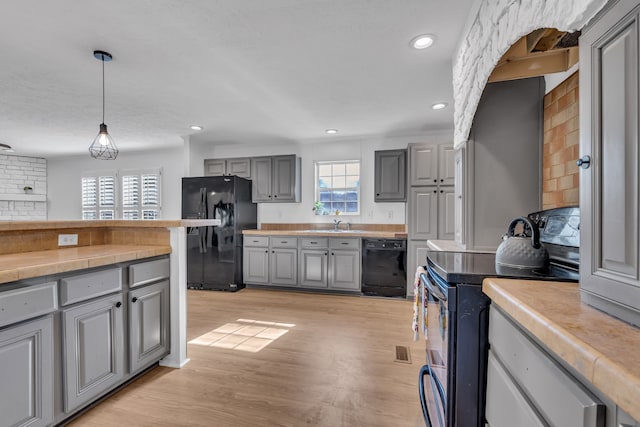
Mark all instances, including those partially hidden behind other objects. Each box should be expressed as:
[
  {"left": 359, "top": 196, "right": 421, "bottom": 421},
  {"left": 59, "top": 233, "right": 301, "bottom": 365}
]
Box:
[{"left": 181, "top": 176, "right": 257, "bottom": 291}]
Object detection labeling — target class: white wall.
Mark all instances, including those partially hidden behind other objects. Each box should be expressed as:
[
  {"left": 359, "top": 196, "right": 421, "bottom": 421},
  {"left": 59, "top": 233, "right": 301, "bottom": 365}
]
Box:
[
  {"left": 190, "top": 131, "right": 453, "bottom": 226},
  {"left": 47, "top": 146, "right": 185, "bottom": 219}
]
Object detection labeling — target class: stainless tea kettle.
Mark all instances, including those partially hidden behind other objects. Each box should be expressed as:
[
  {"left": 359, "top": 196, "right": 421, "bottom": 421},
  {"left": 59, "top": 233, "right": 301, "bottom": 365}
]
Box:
[{"left": 495, "top": 217, "right": 549, "bottom": 269}]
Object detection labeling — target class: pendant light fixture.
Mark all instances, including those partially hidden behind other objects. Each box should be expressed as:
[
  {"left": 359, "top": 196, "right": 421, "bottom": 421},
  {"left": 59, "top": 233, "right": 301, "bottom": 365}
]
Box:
[{"left": 89, "top": 50, "right": 119, "bottom": 160}]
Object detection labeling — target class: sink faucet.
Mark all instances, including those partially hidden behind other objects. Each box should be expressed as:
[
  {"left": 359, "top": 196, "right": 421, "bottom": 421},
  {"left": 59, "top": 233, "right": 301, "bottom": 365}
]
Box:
[{"left": 333, "top": 219, "right": 342, "bottom": 231}]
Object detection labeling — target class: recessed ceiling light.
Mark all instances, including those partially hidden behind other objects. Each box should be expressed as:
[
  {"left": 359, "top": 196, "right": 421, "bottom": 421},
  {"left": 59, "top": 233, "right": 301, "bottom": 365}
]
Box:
[
  {"left": 410, "top": 34, "right": 436, "bottom": 50},
  {"left": 190, "top": 125, "right": 203, "bottom": 131},
  {"left": 431, "top": 102, "right": 448, "bottom": 110},
  {"left": 325, "top": 129, "right": 338, "bottom": 134}
]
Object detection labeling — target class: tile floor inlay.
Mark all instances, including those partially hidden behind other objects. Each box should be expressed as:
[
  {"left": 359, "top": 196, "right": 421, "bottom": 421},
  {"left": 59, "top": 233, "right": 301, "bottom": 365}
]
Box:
[{"left": 189, "top": 318, "right": 295, "bottom": 353}]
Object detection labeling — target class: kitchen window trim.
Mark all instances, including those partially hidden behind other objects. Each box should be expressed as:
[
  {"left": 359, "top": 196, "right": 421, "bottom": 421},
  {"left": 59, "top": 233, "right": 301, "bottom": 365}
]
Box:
[{"left": 314, "top": 159, "right": 361, "bottom": 216}]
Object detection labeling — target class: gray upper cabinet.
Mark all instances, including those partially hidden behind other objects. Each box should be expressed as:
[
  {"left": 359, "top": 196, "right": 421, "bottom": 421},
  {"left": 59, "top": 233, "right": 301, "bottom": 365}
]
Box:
[
  {"left": 580, "top": 0, "right": 640, "bottom": 327},
  {"left": 251, "top": 157, "right": 273, "bottom": 202},
  {"left": 409, "top": 144, "right": 438, "bottom": 186},
  {"left": 62, "top": 293, "right": 125, "bottom": 413},
  {"left": 204, "top": 158, "right": 251, "bottom": 178},
  {"left": 374, "top": 149, "right": 407, "bottom": 202},
  {"left": 251, "top": 155, "right": 301, "bottom": 203},
  {"left": 0, "top": 316, "right": 54, "bottom": 427},
  {"left": 128, "top": 280, "right": 170, "bottom": 374}
]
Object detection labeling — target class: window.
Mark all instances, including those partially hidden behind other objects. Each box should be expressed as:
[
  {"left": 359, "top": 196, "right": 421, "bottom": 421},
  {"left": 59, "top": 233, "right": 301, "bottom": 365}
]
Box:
[
  {"left": 121, "top": 169, "right": 161, "bottom": 219},
  {"left": 315, "top": 160, "right": 360, "bottom": 215},
  {"left": 82, "top": 171, "right": 116, "bottom": 220},
  {"left": 81, "top": 168, "right": 161, "bottom": 219}
]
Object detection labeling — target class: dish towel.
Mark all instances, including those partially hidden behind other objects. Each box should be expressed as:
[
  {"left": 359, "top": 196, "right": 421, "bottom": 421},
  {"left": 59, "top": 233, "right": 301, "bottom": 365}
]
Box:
[{"left": 412, "top": 266, "right": 428, "bottom": 341}]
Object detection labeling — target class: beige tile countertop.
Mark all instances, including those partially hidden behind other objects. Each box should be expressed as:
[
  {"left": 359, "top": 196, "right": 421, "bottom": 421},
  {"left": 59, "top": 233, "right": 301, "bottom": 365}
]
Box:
[
  {"left": 243, "top": 229, "right": 408, "bottom": 239},
  {"left": 483, "top": 278, "right": 640, "bottom": 422},
  {"left": 0, "top": 244, "right": 171, "bottom": 285},
  {"left": 0, "top": 219, "right": 220, "bottom": 231}
]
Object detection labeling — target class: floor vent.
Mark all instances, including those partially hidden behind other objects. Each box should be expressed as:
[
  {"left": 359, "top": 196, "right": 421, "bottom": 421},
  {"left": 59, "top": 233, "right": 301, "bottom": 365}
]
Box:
[{"left": 394, "top": 345, "right": 412, "bottom": 364}]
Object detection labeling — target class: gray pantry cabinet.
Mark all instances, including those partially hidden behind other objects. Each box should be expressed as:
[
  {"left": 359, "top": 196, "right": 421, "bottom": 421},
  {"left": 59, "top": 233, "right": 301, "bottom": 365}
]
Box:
[
  {"left": 251, "top": 155, "right": 301, "bottom": 203},
  {"left": 204, "top": 158, "right": 251, "bottom": 178},
  {"left": 406, "top": 141, "right": 455, "bottom": 297},
  {"left": 579, "top": 0, "right": 640, "bottom": 327},
  {"left": 374, "top": 149, "right": 407, "bottom": 202},
  {"left": 0, "top": 281, "right": 57, "bottom": 427}
]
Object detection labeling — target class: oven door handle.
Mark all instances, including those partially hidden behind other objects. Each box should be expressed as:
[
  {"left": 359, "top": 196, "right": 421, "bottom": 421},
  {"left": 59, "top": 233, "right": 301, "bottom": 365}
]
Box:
[
  {"left": 419, "top": 364, "right": 446, "bottom": 427},
  {"left": 420, "top": 272, "right": 447, "bottom": 302}
]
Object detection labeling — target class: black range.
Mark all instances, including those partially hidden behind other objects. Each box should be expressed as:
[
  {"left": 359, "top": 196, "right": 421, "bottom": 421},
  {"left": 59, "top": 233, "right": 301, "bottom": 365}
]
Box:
[{"left": 418, "top": 206, "right": 580, "bottom": 427}]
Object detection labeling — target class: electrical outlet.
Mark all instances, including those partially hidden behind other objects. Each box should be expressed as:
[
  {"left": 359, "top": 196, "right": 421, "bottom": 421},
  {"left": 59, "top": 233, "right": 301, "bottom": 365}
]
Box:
[
  {"left": 58, "top": 234, "right": 78, "bottom": 246},
  {"left": 368, "top": 210, "right": 374, "bottom": 219},
  {"left": 387, "top": 211, "right": 394, "bottom": 219}
]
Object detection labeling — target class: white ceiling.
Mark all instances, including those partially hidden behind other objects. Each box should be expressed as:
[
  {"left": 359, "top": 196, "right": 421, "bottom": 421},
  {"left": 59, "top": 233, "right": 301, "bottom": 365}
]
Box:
[{"left": 0, "top": 0, "right": 474, "bottom": 158}]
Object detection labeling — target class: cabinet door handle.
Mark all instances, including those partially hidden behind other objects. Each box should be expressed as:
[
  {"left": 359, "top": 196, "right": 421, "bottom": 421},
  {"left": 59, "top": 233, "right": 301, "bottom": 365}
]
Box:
[
  {"left": 433, "top": 179, "right": 437, "bottom": 183},
  {"left": 274, "top": 195, "right": 278, "bottom": 198},
  {"left": 265, "top": 250, "right": 268, "bottom": 253},
  {"left": 376, "top": 193, "right": 380, "bottom": 196},
  {"left": 433, "top": 190, "right": 437, "bottom": 193},
  {"left": 440, "top": 179, "right": 443, "bottom": 182},
  {"left": 440, "top": 190, "right": 443, "bottom": 193},
  {"left": 331, "top": 252, "right": 334, "bottom": 255},
  {"left": 576, "top": 155, "right": 591, "bottom": 169},
  {"left": 116, "top": 302, "right": 122, "bottom": 308},
  {"left": 272, "top": 250, "right": 275, "bottom": 253},
  {"left": 131, "top": 297, "right": 138, "bottom": 303}
]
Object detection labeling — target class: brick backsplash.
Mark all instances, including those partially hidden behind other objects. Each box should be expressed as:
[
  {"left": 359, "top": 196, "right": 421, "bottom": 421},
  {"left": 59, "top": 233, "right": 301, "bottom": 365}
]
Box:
[
  {"left": 0, "top": 154, "right": 47, "bottom": 220},
  {"left": 543, "top": 71, "right": 579, "bottom": 209}
]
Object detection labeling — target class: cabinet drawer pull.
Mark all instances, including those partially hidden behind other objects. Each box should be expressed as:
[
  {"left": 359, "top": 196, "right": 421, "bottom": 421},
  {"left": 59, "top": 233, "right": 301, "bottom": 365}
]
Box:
[
  {"left": 341, "top": 242, "right": 349, "bottom": 245},
  {"left": 132, "top": 297, "right": 138, "bottom": 303},
  {"left": 310, "top": 241, "right": 317, "bottom": 244},
  {"left": 281, "top": 241, "right": 288, "bottom": 244}
]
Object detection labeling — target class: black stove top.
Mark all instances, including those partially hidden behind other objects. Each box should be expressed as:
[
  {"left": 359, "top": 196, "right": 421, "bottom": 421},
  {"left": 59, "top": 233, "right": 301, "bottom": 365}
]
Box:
[{"left": 426, "top": 251, "right": 579, "bottom": 285}]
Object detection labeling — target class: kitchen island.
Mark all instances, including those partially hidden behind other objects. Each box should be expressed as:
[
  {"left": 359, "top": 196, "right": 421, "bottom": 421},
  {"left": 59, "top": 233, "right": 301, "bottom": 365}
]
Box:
[
  {"left": 483, "top": 278, "right": 640, "bottom": 425},
  {"left": 0, "top": 219, "right": 219, "bottom": 367},
  {"left": 0, "top": 219, "right": 220, "bottom": 426}
]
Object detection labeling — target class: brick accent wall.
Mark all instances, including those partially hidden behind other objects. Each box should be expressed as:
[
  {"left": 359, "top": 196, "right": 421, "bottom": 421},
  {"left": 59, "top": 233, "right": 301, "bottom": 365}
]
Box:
[
  {"left": 542, "top": 71, "right": 579, "bottom": 209},
  {"left": 0, "top": 154, "right": 47, "bottom": 220}
]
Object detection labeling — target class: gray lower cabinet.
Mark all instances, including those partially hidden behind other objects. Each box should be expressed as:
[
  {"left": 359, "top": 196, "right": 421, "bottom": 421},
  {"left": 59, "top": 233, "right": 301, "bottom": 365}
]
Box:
[
  {"left": 270, "top": 248, "right": 298, "bottom": 286},
  {"left": 0, "top": 315, "right": 54, "bottom": 427},
  {"left": 329, "top": 249, "right": 360, "bottom": 291},
  {"left": 299, "top": 250, "right": 329, "bottom": 288},
  {"left": 487, "top": 305, "right": 605, "bottom": 427},
  {"left": 243, "top": 238, "right": 270, "bottom": 285},
  {"left": 128, "top": 280, "right": 170, "bottom": 374},
  {"left": 374, "top": 149, "right": 407, "bottom": 202},
  {"left": 62, "top": 292, "right": 125, "bottom": 413},
  {"left": 299, "top": 238, "right": 360, "bottom": 291}
]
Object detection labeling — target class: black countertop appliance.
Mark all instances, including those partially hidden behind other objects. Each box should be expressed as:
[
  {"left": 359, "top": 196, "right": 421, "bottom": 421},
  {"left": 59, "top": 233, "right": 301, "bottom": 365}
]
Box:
[
  {"left": 418, "top": 206, "right": 580, "bottom": 427},
  {"left": 182, "top": 176, "right": 257, "bottom": 291}
]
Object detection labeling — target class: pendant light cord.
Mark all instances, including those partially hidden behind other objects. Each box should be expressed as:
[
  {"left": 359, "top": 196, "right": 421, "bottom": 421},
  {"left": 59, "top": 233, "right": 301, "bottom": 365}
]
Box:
[{"left": 102, "top": 54, "right": 105, "bottom": 124}]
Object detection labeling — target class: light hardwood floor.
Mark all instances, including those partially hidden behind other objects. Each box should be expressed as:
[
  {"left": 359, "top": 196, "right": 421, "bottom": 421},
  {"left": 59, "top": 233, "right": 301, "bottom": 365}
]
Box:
[{"left": 69, "top": 289, "right": 426, "bottom": 427}]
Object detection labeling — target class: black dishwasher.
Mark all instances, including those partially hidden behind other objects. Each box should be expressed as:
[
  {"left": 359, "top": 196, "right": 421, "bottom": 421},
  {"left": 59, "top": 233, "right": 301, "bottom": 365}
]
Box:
[{"left": 361, "top": 238, "right": 407, "bottom": 297}]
